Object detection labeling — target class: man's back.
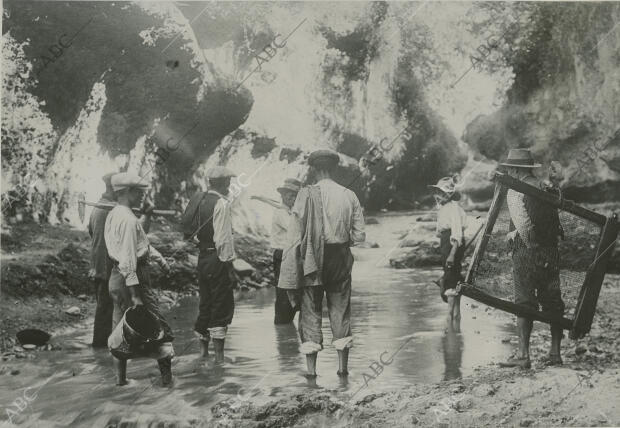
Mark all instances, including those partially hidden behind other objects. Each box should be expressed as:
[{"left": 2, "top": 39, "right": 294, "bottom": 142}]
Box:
[
  {"left": 315, "top": 178, "right": 365, "bottom": 244},
  {"left": 88, "top": 199, "right": 113, "bottom": 279}
]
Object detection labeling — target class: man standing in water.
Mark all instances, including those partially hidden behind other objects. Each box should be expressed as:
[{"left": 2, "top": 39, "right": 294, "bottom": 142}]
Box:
[
  {"left": 292, "top": 150, "right": 365, "bottom": 378},
  {"left": 87, "top": 173, "right": 115, "bottom": 348},
  {"left": 104, "top": 172, "right": 174, "bottom": 386},
  {"left": 183, "top": 166, "right": 237, "bottom": 363},
  {"left": 499, "top": 149, "right": 565, "bottom": 369},
  {"left": 252, "top": 178, "right": 302, "bottom": 324}
]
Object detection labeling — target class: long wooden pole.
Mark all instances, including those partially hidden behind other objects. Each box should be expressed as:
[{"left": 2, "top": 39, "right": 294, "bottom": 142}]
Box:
[{"left": 78, "top": 199, "right": 176, "bottom": 217}]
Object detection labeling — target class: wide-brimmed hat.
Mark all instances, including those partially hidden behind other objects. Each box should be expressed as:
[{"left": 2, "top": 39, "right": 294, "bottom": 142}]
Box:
[
  {"left": 277, "top": 178, "right": 301, "bottom": 194},
  {"left": 428, "top": 176, "right": 457, "bottom": 196},
  {"left": 207, "top": 166, "right": 236, "bottom": 179},
  {"left": 499, "top": 148, "right": 541, "bottom": 168},
  {"left": 111, "top": 172, "right": 150, "bottom": 192},
  {"left": 308, "top": 149, "right": 340, "bottom": 167}
]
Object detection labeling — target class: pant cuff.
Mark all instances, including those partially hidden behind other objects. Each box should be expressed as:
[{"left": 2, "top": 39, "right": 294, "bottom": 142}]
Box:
[
  {"left": 149, "top": 342, "right": 174, "bottom": 360},
  {"left": 300, "top": 341, "right": 323, "bottom": 354},
  {"left": 208, "top": 326, "right": 227, "bottom": 339},
  {"left": 333, "top": 336, "right": 353, "bottom": 350}
]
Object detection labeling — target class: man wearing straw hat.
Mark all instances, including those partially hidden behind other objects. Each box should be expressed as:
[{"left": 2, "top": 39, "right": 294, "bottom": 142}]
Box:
[
  {"left": 252, "top": 178, "right": 302, "bottom": 324},
  {"left": 499, "top": 149, "right": 565, "bottom": 369},
  {"left": 87, "top": 173, "right": 115, "bottom": 348},
  {"left": 183, "top": 166, "right": 237, "bottom": 362},
  {"left": 104, "top": 172, "right": 174, "bottom": 386}
]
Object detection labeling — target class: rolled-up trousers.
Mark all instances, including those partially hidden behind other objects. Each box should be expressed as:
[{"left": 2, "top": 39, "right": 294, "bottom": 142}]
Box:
[
  {"left": 299, "top": 243, "right": 354, "bottom": 354},
  {"left": 194, "top": 249, "right": 235, "bottom": 340},
  {"left": 92, "top": 277, "right": 113, "bottom": 347}
]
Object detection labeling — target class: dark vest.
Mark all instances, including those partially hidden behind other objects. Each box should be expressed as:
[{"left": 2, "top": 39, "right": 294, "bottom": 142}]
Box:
[{"left": 196, "top": 192, "right": 221, "bottom": 251}]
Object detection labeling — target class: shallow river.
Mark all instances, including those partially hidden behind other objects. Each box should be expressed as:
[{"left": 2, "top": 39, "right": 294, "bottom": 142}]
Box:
[{"left": 1, "top": 213, "right": 515, "bottom": 426}]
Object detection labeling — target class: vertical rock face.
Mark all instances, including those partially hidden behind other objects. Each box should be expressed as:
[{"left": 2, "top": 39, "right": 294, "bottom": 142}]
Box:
[{"left": 462, "top": 3, "right": 620, "bottom": 203}]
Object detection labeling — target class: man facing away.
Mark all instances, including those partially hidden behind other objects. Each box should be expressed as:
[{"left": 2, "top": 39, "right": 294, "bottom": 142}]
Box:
[
  {"left": 104, "top": 172, "right": 174, "bottom": 386},
  {"left": 87, "top": 173, "right": 115, "bottom": 348},
  {"left": 183, "top": 166, "right": 237, "bottom": 363},
  {"left": 294, "top": 149, "right": 366, "bottom": 378},
  {"left": 499, "top": 149, "right": 565, "bottom": 369},
  {"left": 252, "top": 178, "right": 302, "bottom": 324}
]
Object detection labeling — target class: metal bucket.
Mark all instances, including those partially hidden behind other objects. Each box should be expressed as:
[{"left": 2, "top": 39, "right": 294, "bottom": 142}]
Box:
[{"left": 108, "top": 306, "right": 164, "bottom": 359}]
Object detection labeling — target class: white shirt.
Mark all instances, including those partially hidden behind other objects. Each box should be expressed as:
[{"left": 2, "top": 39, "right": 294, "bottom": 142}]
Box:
[
  {"left": 210, "top": 190, "right": 236, "bottom": 262},
  {"left": 314, "top": 178, "right": 366, "bottom": 244},
  {"left": 104, "top": 205, "right": 150, "bottom": 286},
  {"left": 271, "top": 206, "right": 293, "bottom": 250},
  {"left": 436, "top": 201, "right": 467, "bottom": 245}
]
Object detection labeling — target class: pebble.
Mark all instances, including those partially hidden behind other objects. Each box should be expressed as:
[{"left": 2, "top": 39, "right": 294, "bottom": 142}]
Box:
[
  {"left": 10, "top": 369, "right": 20, "bottom": 375},
  {"left": 65, "top": 306, "right": 81, "bottom": 316},
  {"left": 77, "top": 294, "right": 88, "bottom": 301},
  {"left": 519, "top": 419, "right": 534, "bottom": 427},
  {"left": 22, "top": 344, "right": 36, "bottom": 350},
  {"left": 575, "top": 345, "right": 588, "bottom": 355}
]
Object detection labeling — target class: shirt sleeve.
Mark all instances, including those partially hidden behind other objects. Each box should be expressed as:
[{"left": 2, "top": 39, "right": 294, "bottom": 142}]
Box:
[
  {"left": 213, "top": 198, "right": 235, "bottom": 262},
  {"left": 117, "top": 217, "right": 140, "bottom": 286},
  {"left": 350, "top": 193, "right": 366, "bottom": 244},
  {"left": 449, "top": 204, "right": 465, "bottom": 246}
]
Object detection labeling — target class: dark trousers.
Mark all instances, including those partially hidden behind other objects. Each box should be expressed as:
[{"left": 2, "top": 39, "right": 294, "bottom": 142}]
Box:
[
  {"left": 194, "top": 250, "right": 235, "bottom": 338},
  {"left": 273, "top": 249, "right": 297, "bottom": 324},
  {"left": 92, "top": 277, "right": 113, "bottom": 347}
]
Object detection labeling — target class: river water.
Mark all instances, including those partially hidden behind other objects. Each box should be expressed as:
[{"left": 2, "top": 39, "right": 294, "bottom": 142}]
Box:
[{"left": 1, "top": 213, "right": 515, "bottom": 426}]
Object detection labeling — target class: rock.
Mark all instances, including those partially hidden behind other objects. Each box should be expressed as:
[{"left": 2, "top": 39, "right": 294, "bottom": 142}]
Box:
[
  {"left": 77, "top": 294, "right": 88, "bottom": 301},
  {"left": 501, "top": 337, "right": 511, "bottom": 343},
  {"left": 365, "top": 218, "right": 379, "bottom": 225},
  {"left": 472, "top": 384, "right": 495, "bottom": 397},
  {"left": 416, "top": 214, "right": 435, "bottom": 222},
  {"left": 519, "top": 419, "right": 534, "bottom": 427},
  {"left": 22, "top": 344, "right": 36, "bottom": 350},
  {"left": 233, "top": 258, "right": 255, "bottom": 275},
  {"left": 10, "top": 369, "right": 20, "bottom": 375},
  {"left": 589, "top": 344, "right": 602, "bottom": 353},
  {"left": 455, "top": 395, "right": 474, "bottom": 411},
  {"left": 575, "top": 344, "right": 588, "bottom": 355},
  {"left": 65, "top": 306, "right": 81, "bottom": 316},
  {"left": 15, "top": 352, "right": 26, "bottom": 359}
]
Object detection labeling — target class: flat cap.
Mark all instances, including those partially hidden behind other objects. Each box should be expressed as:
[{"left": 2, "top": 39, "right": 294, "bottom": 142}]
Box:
[
  {"left": 308, "top": 149, "right": 340, "bottom": 166},
  {"left": 111, "top": 172, "right": 150, "bottom": 191},
  {"left": 207, "top": 166, "right": 236, "bottom": 179}
]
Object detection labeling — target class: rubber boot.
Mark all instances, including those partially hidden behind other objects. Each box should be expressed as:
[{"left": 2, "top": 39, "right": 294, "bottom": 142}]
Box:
[
  {"left": 114, "top": 358, "right": 128, "bottom": 386},
  {"left": 157, "top": 356, "right": 173, "bottom": 387},
  {"left": 213, "top": 338, "right": 225, "bottom": 363}
]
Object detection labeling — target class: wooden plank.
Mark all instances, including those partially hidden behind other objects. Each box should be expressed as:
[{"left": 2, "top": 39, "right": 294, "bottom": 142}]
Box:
[
  {"left": 460, "top": 284, "right": 573, "bottom": 330},
  {"left": 493, "top": 172, "right": 607, "bottom": 226},
  {"left": 464, "top": 183, "right": 508, "bottom": 285},
  {"left": 570, "top": 214, "right": 620, "bottom": 339}
]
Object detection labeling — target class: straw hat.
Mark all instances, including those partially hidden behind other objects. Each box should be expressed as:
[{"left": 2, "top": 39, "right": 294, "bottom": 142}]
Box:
[
  {"left": 499, "top": 148, "right": 541, "bottom": 168},
  {"left": 277, "top": 178, "right": 301, "bottom": 194},
  {"left": 428, "top": 176, "right": 457, "bottom": 196}
]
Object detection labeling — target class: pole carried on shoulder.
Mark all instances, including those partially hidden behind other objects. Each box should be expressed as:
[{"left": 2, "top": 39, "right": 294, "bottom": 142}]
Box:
[{"left": 77, "top": 194, "right": 177, "bottom": 223}]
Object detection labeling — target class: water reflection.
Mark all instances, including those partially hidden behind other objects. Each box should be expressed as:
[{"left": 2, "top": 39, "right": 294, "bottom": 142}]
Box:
[{"left": 442, "top": 321, "right": 464, "bottom": 381}]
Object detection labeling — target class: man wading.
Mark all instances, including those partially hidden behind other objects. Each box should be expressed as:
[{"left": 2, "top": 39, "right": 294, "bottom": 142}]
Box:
[
  {"left": 252, "top": 178, "right": 302, "bottom": 324},
  {"left": 104, "top": 172, "right": 174, "bottom": 386},
  {"left": 499, "top": 149, "right": 565, "bottom": 369},
  {"left": 183, "top": 166, "right": 237, "bottom": 362},
  {"left": 87, "top": 173, "right": 115, "bottom": 348},
  {"left": 280, "top": 150, "right": 365, "bottom": 378}
]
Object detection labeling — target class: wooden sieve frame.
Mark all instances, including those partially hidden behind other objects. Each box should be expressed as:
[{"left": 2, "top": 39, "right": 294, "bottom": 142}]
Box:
[{"left": 459, "top": 172, "right": 619, "bottom": 339}]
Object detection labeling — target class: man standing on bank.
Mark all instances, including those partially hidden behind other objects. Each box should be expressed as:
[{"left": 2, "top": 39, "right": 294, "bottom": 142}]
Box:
[
  {"left": 104, "top": 172, "right": 174, "bottom": 386},
  {"left": 183, "top": 166, "right": 237, "bottom": 363},
  {"left": 499, "top": 149, "right": 565, "bottom": 369},
  {"left": 293, "top": 150, "right": 366, "bottom": 378},
  {"left": 87, "top": 173, "right": 115, "bottom": 348}
]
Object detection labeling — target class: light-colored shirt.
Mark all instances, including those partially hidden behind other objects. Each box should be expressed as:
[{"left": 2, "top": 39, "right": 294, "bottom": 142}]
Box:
[
  {"left": 104, "top": 205, "right": 150, "bottom": 286},
  {"left": 436, "top": 201, "right": 467, "bottom": 245},
  {"left": 210, "top": 190, "right": 235, "bottom": 262},
  {"left": 303, "top": 178, "right": 365, "bottom": 245},
  {"left": 506, "top": 175, "right": 538, "bottom": 248},
  {"left": 271, "top": 206, "right": 293, "bottom": 250}
]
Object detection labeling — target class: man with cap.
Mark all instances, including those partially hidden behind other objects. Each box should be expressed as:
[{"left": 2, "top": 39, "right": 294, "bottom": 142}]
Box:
[
  {"left": 499, "top": 149, "right": 565, "bottom": 369},
  {"left": 87, "top": 173, "right": 115, "bottom": 348},
  {"left": 429, "top": 176, "right": 467, "bottom": 325},
  {"left": 292, "top": 149, "right": 365, "bottom": 378},
  {"left": 252, "top": 178, "right": 302, "bottom": 324},
  {"left": 104, "top": 172, "right": 174, "bottom": 386},
  {"left": 182, "top": 166, "right": 237, "bottom": 362}
]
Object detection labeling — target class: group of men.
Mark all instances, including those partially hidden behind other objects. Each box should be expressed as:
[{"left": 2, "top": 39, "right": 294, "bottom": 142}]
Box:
[
  {"left": 88, "top": 149, "right": 366, "bottom": 384},
  {"left": 88, "top": 147, "right": 566, "bottom": 387}
]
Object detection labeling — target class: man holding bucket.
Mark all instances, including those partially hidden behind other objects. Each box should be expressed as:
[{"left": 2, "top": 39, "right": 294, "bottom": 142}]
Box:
[{"left": 104, "top": 172, "right": 174, "bottom": 386}]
